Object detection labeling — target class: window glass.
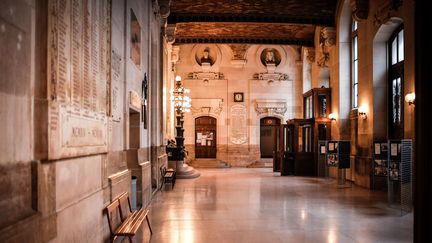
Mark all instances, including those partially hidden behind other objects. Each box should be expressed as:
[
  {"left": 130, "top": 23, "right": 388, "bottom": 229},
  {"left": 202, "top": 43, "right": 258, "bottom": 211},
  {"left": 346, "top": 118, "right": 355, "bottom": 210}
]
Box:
[
  {"left": 398, "top": 29, "right": 404, "bottom": 62},
  {"left": 392, "top": 39, "right": 397, "bottom": 65}
]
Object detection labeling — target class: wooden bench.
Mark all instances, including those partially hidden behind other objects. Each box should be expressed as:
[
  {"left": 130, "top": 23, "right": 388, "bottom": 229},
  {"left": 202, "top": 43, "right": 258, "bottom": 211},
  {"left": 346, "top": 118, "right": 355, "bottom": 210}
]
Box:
[
  {"left": 105, "top": 192, "right": 152, "bottom": 242},
  {"left": 160, "top": 166, "right": 176, "bottom": 190}
]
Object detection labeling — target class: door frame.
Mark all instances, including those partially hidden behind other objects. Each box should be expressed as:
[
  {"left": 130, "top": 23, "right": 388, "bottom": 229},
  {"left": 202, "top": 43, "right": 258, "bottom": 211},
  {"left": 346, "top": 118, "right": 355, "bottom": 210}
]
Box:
[{"left": 194, "top": 116, "right": 217, "bottom": 159}]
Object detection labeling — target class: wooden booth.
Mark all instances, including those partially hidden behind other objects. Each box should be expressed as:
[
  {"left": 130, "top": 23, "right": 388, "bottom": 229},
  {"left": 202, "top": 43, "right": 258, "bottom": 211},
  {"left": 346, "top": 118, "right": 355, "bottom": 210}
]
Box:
[{"left": 275, "top": 88, "right": 332, "bottom": 176}]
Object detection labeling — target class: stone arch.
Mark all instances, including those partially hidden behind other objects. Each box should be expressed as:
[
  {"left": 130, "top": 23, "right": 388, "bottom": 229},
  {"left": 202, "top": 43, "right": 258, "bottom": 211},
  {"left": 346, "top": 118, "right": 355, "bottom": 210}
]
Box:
[
  {"left": 334, "top": 0, "right": 352, "bottom": 139},
  {"left": 373, "top": 17, "right": 404, "bottom": 140}
]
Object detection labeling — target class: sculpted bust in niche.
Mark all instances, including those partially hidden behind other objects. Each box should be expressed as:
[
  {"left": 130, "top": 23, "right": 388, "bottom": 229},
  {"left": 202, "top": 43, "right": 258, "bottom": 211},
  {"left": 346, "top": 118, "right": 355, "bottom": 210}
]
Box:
[
  {"left": 265, "top": 49, "right": 276, "bottom": 64},
  {"left": 260, "top": 48, "right": 281, "bottom": 67},
  {"left": 200, "top": 48, "right": 212, "bottom": 65}
]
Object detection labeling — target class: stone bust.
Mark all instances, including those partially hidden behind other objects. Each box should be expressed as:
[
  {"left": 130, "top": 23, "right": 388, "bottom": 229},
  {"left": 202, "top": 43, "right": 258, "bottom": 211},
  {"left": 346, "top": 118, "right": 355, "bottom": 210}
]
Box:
[
  {"left": 200, "top": 48, "right": 212, "bottom": 64},
  {"left": 265, "top": 49, "right": 276, "bottom": 64}
]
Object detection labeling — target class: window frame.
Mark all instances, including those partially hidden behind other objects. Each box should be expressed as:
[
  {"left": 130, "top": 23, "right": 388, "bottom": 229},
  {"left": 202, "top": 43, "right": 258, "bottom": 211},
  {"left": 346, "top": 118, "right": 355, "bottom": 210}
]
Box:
[
  {"left": 388, "top": 24, "right": 404, "bottom": 139},
  {"left": 351, "top": 20, "right": 359, "bottom": 109}
]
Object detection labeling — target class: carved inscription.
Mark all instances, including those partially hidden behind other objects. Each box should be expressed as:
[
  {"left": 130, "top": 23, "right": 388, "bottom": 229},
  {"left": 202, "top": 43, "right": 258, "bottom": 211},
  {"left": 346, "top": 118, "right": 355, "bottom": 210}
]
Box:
[
  {"left": 48, "top": 0, "right": 110, "bottom": 159},
  {"left": 111, "top": 50, "right": 122, "bottom": 121},
  {"left": 230, "top": 104, "right": 248, "bottom": 145}
]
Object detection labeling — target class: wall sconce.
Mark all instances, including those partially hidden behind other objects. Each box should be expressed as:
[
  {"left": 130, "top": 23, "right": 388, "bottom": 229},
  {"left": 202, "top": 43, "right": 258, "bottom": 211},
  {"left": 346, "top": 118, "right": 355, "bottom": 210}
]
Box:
[
  {"left": 328, "top": 113, "right": 337, "bottom": 121},
  {"left": 405, "top": 92, "right": 415, "bottom": 106},
  {"left": 358, "top": 106, "right": 367, "bottom": 119}
]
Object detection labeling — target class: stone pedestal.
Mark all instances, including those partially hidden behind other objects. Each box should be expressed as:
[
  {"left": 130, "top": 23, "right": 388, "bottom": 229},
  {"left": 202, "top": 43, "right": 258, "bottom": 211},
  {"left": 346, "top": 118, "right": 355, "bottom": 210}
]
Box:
[{"left": 169, "top": 160, "right": 200, "bottom": 179}]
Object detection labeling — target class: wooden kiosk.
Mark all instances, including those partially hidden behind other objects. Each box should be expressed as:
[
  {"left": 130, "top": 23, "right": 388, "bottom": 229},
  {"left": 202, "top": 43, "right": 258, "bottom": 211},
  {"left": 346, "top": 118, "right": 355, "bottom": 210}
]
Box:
[{"left": 278, "top": 88, "right": 332, "bottom": 176}]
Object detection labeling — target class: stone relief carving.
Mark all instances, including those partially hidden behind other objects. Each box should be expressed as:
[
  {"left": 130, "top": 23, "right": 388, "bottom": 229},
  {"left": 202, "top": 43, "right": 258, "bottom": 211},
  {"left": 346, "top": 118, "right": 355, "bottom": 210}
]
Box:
[
  {"left": 191, "top": 99, "right": 223, "bottom": 116},
  {"left": 195, "top": 46, "right": 216, "bottom": 66},
  {"left": 189, "top": 45, "right": 224, "bottom": 80},
  {"left": 351, "top": 0, "right": 369, "bottom": 21},
  {"left": 165, "top": 24, "right": 176, "bottom": 43},
  {"left": 253, "top": 47, "right": 289, "bottom": 85},
  {"left": 317, "top": 27, "right": 335, "bottom": 68},
  {"left": 228, "top": 44, "right": 249, "bottom": 60},
  {"left": 230, "top": 104, "right": 248, "bottom": 145},
  {"left": 373, "top": 0, "right": 403, "bottom": 27},
  {"left": 255, "top": 100, "right": 287, "bottom": 117},
  {"left": 305, "top": 47, "right": 315, "bottom": 63},
  {"left": 260, "top": 48, "right": 282, "bottom": 67},
  {"left": 187, "top": 72, "right": 224, "bottom": 81}
]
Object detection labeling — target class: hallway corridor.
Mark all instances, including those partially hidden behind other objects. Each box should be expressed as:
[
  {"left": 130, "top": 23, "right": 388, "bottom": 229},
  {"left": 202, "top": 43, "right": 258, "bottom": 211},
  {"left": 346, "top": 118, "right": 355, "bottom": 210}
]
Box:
[{"left": 148, "top": 168, "right": 413, "bottom": 243}]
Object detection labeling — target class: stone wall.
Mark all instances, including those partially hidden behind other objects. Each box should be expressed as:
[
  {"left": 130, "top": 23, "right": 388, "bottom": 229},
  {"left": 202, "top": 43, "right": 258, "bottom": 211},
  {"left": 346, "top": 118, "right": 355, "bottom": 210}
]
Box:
[
  {"left": 0, "top": 0, "right": 166, "bottom": 242},
  {"left": 174, "top": 44, "right": 303, "bottom": 166},
  {"left": 324, "top": 0, "right": 415, "bottom": 188}
]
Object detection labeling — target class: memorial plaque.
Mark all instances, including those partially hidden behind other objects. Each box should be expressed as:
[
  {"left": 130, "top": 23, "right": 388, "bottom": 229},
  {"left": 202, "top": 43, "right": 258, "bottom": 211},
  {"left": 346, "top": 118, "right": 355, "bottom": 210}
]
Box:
[
  {"left": 48, "top": 0, "right": 111, "bottom": 159},
  {"left": 111, "top": 50, "right": 123, "bottom": 121},
  {"left": 230, "top": 104, "right": 248, "bottom": 144}
]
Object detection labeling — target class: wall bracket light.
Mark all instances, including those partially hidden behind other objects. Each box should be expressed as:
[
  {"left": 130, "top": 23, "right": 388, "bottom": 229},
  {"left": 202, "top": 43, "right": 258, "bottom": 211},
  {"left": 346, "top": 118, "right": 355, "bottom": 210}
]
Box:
[
  {"left": 328, "top": 113, "right": 337, "bottom": 121},
  {"left": 405, "top": 92, "right": 415, "bottom": 106},
  {"left": 358, "top": 106, "right": 367, "bottom": 120}
]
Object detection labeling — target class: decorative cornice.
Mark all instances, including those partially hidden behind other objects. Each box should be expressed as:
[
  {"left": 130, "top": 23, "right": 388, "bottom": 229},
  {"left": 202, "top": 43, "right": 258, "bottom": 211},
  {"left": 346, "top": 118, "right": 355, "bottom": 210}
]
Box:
[
  {"left": 191, "top": 99, "right": 223, "bottom": 116},
  {"left": 175, "top": 37, "right": 313, "bottom": 46},
  {"left": 167, "top": 14, "right": 335, "bottom": 27},
  {"left": 188, "top": 72, "right": 225, "bottom": 80},
  {"left": 253, "top": 72, "right": 289, "bottom": 82},
  {"left": 255, "top": 99, "right": 287, "bottom": 116}
]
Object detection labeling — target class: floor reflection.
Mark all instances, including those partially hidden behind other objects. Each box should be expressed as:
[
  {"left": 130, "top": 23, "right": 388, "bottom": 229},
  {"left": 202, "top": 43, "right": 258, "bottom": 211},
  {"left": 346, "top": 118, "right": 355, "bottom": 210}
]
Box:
[{"left": 148, "top": 168, "right": 413, "bottom": 243}]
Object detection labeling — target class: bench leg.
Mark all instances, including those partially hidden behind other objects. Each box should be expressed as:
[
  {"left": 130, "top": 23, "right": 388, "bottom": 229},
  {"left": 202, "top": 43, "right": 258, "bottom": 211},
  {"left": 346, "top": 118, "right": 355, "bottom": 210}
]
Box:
[
  {"left": 128, "top": 236, "right": 133, "bottom": 243},
  {"left": 146, "top": 215, "right": 153, "bottom": 235}
]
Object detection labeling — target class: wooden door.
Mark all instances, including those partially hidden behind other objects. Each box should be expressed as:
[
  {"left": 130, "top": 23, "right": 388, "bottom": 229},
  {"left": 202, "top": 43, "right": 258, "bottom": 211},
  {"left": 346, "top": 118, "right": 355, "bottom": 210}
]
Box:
[
  {"left": 272, "top": 125, "right": 281, "bottom": 172},
  {"left": 195, "top": 116, "right": 217, "bottom": 158}
]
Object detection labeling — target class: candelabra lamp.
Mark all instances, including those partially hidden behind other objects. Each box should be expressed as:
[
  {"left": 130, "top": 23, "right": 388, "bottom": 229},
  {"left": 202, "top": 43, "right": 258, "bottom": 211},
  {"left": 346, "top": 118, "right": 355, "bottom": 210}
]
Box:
[{"left": 167, "top": 75, "right": 191, "bottom": 161}]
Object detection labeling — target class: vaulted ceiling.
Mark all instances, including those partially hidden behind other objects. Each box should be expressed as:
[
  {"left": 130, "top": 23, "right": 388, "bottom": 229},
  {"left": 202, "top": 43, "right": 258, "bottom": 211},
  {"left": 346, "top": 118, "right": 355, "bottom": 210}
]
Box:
[{"left": 167, "top": 0, "right": 338, "bottom": 46}]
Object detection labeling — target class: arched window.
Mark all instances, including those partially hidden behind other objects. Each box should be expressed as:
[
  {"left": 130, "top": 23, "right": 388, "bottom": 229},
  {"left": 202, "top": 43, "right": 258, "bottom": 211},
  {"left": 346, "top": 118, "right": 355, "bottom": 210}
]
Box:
[
  {"left": 388, "top": 25, "right": 404, "bottom": 139},
  {"left": 351, "top": 20, "right": 358, "bottom": 108}
]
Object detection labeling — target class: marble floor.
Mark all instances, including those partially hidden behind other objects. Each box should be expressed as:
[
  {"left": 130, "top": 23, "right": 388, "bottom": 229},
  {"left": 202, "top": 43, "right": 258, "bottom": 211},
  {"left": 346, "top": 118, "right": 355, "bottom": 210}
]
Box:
[{"left": 145, "top": 168, "right": 413, "bottom": 243}]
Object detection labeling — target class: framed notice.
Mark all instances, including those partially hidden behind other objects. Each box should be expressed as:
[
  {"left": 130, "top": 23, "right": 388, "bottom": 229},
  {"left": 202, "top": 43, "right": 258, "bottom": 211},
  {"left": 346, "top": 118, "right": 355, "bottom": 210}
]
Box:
[
  {"left": 328, "top": 142, "right": 334, "bottom": 152},
  {"left": 320, "top": 145, "right": 326, "bottom": 154},
  {"left": 375, "top": 143, "right": 381, "bottom": 155},
  {"left": 391, "top": 143, "right": 398, "bottom": 156}
]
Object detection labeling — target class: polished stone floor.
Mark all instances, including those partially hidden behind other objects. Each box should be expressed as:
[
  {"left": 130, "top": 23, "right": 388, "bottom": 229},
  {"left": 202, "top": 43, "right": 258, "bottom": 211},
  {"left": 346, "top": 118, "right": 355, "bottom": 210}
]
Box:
[{"left": 146, "top": 168, "right": 413, "bottom": 243}]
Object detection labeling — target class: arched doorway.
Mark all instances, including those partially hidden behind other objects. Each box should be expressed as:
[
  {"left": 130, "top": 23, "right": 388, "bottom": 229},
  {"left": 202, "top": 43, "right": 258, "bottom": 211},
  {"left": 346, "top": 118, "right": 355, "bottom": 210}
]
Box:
[
  {"left": 195, "top": 116, "right": 216, "bottom": 158},
  {"left": 260, "top": 117, "right": 281, "bottom": 158}
]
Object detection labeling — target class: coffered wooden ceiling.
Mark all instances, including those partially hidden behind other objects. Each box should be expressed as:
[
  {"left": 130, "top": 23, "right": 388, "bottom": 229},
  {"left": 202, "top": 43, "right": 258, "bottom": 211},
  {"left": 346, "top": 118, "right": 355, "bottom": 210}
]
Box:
[{"left": 167, "top": 0, "right": 337, "bottom": 46}]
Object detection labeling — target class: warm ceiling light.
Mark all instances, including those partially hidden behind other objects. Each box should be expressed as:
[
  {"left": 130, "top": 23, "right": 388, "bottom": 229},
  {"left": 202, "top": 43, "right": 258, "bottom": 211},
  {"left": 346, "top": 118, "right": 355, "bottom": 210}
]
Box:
[
  {"left": 405, "top": 92, "right": 415, "bottom": 106},
  {"left": 175, "top": 75, "right": 182, "bottom": 81}
]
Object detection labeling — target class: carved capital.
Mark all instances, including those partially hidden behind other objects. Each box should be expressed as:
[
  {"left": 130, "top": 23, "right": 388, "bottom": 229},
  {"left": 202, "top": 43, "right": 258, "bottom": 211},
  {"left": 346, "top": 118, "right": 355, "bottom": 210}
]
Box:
[
  {"left": 321, "top": 27, "right": 336, "bottom": 47},
  {"left": 171, "top": 45, "right": 180, "bottom": 63},
  {"left": 351, "top": 0, "right": 369, "bottom": 21},
  {"left": 158, "top": 0, "right": 171, "bottom": 19},
  {"left": 165, "top": 24, "right": 176, "bottom": 44},
  {"left": 304, "top": 47, "right": 315, "bottom": 63}
]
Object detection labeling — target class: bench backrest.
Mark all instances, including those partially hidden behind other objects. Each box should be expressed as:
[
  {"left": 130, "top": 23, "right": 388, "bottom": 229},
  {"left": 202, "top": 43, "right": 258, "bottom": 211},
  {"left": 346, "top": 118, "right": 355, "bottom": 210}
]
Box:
[
  {"left": 118, "top": 192, "right": 133, "bottom": 221},
  {"left": 105, "top": 200, "right": 122, "bottom": 235}
]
